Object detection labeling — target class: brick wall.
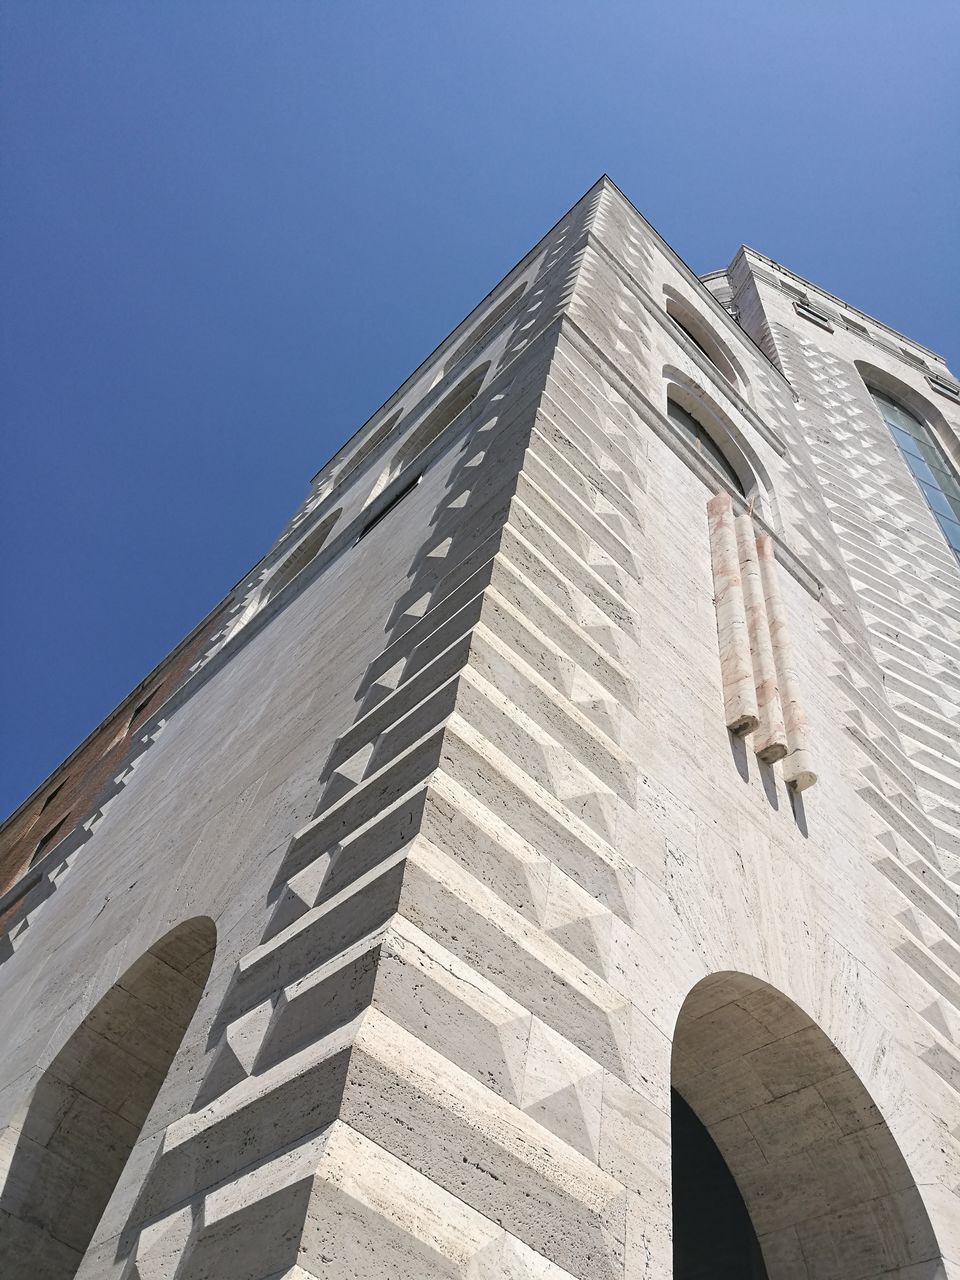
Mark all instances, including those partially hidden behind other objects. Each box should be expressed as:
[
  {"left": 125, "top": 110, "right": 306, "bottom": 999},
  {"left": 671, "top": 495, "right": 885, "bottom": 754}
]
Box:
[{"left": 0, "top": 601, "right": 230, "bottom": 905}]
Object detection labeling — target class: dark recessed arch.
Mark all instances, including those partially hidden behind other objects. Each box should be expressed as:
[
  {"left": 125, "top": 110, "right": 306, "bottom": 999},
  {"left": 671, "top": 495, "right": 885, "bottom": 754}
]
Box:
[
  {"left": 672, "top": 971, "right": 944, "bottom": 1280},
  {"left": 0, "top": 917, "right": 217, "bottom": 1280},
  {"left": 224, "top": 506, "right": 343, "bottom": 644}
]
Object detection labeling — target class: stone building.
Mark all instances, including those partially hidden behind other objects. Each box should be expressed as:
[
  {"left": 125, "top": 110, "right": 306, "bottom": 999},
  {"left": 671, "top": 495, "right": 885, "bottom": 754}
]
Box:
[{"left": 1, "top": 176, "right": 958, "bottom": 1279}]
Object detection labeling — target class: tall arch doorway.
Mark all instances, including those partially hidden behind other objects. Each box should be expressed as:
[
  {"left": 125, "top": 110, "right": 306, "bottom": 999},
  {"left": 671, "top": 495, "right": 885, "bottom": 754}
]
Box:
[
  {"left": 672, "top": 972, "right": 944, "bottom": 1280},
  {"left": 0, "top": 917, "right": 216, "bottom": 1279}
]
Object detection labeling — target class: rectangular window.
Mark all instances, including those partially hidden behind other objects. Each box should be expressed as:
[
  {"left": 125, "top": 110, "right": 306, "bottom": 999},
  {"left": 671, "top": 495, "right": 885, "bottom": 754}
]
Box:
[
  {"left": 927, "top": 373, "right": 960, "bottom": 402},
  {"left": 355, "top": 474, "right": 422, "bottom": 544},
  {"left": 793, "top": 300, "right": 834, "bottom": 332}
]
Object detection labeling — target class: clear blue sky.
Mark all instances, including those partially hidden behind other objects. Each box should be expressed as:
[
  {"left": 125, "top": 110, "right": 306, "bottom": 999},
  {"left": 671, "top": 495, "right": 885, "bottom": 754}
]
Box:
[{"left": 2, "top": 2, "right": 958, "bottom": 817}]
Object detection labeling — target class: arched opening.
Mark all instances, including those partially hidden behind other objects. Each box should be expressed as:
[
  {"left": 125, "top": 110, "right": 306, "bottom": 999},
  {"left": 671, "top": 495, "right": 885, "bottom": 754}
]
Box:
[
  {"left": 31, "top": 814, "right": 72, "bottom": 865},
  {"left": 335, "top": 407, "right": 404, "bottom": 489},
  {"left": 224, "top": 505, "right": 342, "bottom": 645},
  {"left": 441, "top": 282, "right": 526, "bottom": 377},
  {"left": 261, "top": 506, "right": 342, "bottom": 606},
  {"left": 672, "top": 1087, "right": 767, "bottom": 1279},
  {"left": 368, "top": 362, "right": 489, "bottom": 501},
  {"left": 667, "top": 395, "right": 747, "bottom": 497},
  {"left": 0, "top": 917, "right": 216, "bottom": 1279},
  {"left": 665, "top": 290, "right": 745, "bottom": 390},
  {"left": 672, "top": 972, "right": 943, "bottom": 1280}
]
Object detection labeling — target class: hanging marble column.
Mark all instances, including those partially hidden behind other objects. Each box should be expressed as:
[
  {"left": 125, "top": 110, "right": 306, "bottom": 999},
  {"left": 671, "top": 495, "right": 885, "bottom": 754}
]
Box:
[
  {"left": 735, "top": 513, "right": 787, "bottom": 763},
  {"left": 756, "top": 532, "right": 817, "bottom": 790},
  {"left": 707, "top": 492, "right": 759, "bottom": 735}
]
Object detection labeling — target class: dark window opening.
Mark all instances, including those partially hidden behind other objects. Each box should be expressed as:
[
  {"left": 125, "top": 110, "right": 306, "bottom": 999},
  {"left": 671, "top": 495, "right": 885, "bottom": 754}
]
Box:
[
  {"left": 39, "top": 779, "right": 67, "bottom": 813},
  {"left": 667, "top": 399, "right": 745, "bottom": 496},
  {"left": 128, "top": 686, "right": 161, "bottom": 729},
  {"left": 666, "top": 302, "right": 739, "bottom": 386},
  {"left": 672, "top": 1088, "right": 768, "bottom": 1280},
  {"left": 356, "top": 474, "right": 422, "bottom": 544},
  {"left": 928, "top": 372, "right": 960, "bottom": 403},
  {"left": 31, "top": 815, "right": 72, "bottom": 866},
  {"left": 671, "top": 314, "right": 714, "bottom": 363},
  {"left": 793, "top": 299, "right": 834, "bottom": 331}
]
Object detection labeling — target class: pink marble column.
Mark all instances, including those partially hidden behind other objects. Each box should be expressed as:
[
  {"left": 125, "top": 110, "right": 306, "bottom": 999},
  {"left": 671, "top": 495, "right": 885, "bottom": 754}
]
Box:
[
  {"left": 756, "top": 533, "right": 817, "bottom": 790},
  {"left": 707, "top": 493, "right": 759, "bottom": 736},
  {"left": 735, "top": 514, "right": 787, "bottom": 763}
]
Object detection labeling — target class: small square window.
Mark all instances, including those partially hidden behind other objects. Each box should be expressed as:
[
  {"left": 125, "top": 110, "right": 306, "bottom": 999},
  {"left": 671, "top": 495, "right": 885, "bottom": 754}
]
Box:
[{"left": 926, "top": 372, "right": 960, "bottom": 403}]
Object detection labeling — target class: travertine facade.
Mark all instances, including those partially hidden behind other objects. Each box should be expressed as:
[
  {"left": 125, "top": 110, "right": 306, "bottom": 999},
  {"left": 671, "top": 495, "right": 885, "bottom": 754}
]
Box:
[{"left": 1, "top": 178, "right": 958, "bottom": 1279}]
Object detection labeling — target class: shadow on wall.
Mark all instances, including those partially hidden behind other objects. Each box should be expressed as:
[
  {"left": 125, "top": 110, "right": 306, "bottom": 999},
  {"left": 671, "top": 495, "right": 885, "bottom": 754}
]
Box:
[{"left": 0, "top": 917, "right": 216, "bottom": 1280}]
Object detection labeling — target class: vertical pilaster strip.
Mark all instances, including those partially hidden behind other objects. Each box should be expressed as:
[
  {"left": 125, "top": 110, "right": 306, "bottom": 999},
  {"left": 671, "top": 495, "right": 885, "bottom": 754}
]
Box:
[
  {"left": 735, "top": 513, "right": 787, "bottom": 762},
  {"left": 756, "top": 533, "right": 817, "bottom": 790},
  {"left": 707, "top": 493, "right": 759, "bottom": 735}
]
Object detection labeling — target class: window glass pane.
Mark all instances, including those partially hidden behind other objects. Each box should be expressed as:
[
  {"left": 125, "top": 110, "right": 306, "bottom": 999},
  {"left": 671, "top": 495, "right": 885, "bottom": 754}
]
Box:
[
  {"left": 932, "top": 467, "right": 960, "bottom": 505},
  {"left": 890, "top": 425, "right": 923, "bottom": 458},
  {"left": 873, "top": 391, "right": 924, "bottom": 435},
  {"left": 938, "top": 514, "right": 960, "bottom": 551},
  {"left": 667, "top": 399, "right": 700, "bottom": 446},
  {"left": 919, "top": 482, "right": 958, "bottom": 521},
  {"left": 666, "top": 400, "right": 744, "bottom": 495},
  {"left": 870, "top": 388, "right": 960, "bottom": 558},
  {"left": 904, "top": 453, "right": 944, "bottom": 490},
  {"left": 913, "top": 437, "right": 954, "bottom": 472}
]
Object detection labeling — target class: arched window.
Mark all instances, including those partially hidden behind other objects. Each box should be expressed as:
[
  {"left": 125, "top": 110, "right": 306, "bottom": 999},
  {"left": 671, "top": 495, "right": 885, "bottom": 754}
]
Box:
[
  {"left": 39, "top": 779, "right": 67, "bottom": 813},
  {"left": 368, "top": 363, "right": 488, "bottom": 502},
  {"left": 222, "top": 506, "right": 342, "bottom": 647},
  {"left": 261, "top": 506, "right": 342, "bottom": 606},
  {"left": 665, "top": 296, "right": 743, "bottom": 389},
  {"left": 442, "top": 282, "right": 526, "bottom": 377},
  {"left": 335, "top": 408, "right": 404, "bottom": 489},
  {"left": 667, "top": 398, "right": 745, "bottom": 496},
  {"left": 128, "top": 684, "right": 162, "bottom": 731},
  {"left": 869, "top": 388, "right": 960, "bottom": 557}
]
